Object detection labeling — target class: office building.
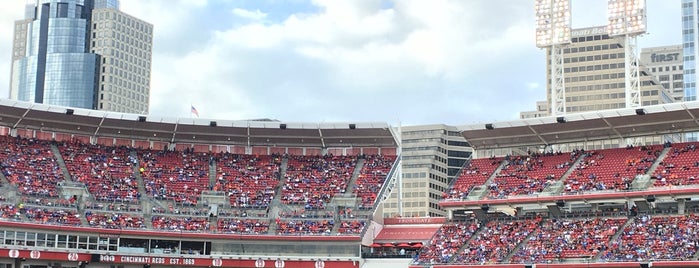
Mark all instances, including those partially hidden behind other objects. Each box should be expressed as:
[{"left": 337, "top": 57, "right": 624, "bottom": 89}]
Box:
[
  {"left": 381, "top": 125, "right": 472, "bottom": 218},
  {"left": 521, "top": 26, "right": 672, "bottom": 118},
  {"left": 640, "top": 45, "right": 684, "bottom": 102},
  {"left": 9, "top": 0, "right": 152, "bottom": 114}
]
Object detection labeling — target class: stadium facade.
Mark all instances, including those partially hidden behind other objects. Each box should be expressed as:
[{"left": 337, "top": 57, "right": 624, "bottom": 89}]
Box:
[{"left": 9, "top": 0, "right": 152, "bottom": 114}]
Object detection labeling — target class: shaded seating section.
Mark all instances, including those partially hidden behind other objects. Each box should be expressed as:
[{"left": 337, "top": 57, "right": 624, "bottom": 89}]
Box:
[
  {"left": 274, "top": 218, "right": 334, "bottom": 235},
  {"left": 140, "top": 149, "right": 210, "bottom": 206},
  {"left": 455, "top": 217, "right": 542, "bottom": 264},
  {"left": 416, "top": 221, "right": 479, "bottom": 264},
  {"left": 217, "top": 218, "right": 270, "bottom": 234},
  {"left": 23, "top": 206, "right": 81, "bottom": 226},
  {"left": 601, "top": 214, "right": 699, "bottom": 261},
  {"left": 60, "top": 142, "right": 139, "bottom": 203},
  {"left": 510, "top": 217, "right": 626, "bottom": 263},
  {"left": 444, "top": 158, "right": 503, "bottom": 200},
  {"left": 488, "top": 152, "right": 579, "bottom": 198},
  {"left": 0, "top": 136, "right": 63, "bottom": 197},
  {"left": 353, "top": 155, "right": 396, "bottom": 210},
  {"left": 213, "top": 153, "right": 281, "bottom": 209},
  {"left": 84, "top": 211, "right": 145, "bottom": 229},
  {"left": 653, "top": 142, "right": 699, "bottom": 186},
  {"left": 151, "top": 216, "right": 210, "bottom": 231},
  {"left": 565, "top": 146, "right": 661, "bottom": 193},
  {"left": 281, "top": 155, "right": 356, "bottom": 209}
]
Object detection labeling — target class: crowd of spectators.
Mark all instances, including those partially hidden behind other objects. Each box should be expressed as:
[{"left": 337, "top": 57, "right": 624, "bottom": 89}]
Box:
[
  {"left": 455, "top": 217, "right": 542, "bottom": 264},
  {"left": 23, "top": 206, "right": 81, "bottom": 225},
  {"left": 140, "top": 149, "right": 210, "bottom": 206},
  {"left": 601, "top": 214, "right": 699, "bottom": 261},
  {"left": 0, "top": 136, "right": 63, "bottom": 197},
  {"left": 213, "top": 153, "right": 281, "bottom": 209},
  {"left": 353, "top": 155, "right": 396, "bottom": 210},
  {"left": 217, "top": 218, "right": 270, "bottom": 234},
  {"left": 275, "top": 218, "right": 334, "bottom": 235},
  {"left": 654, "top": 142, "right": 699, "bottom": 186},
  {"left": 281, "top": 155, "right": 356, "bottom": 209},
  {"left": 85, "top": 211, "right": 145, "bottom": 229},
  {"left": 510, "top": 217, "right": 624, "bottom": 263},
  {"left": 151, "top": 216, "right": 211, "bottom": 231},
  {"left": 487, "top": 152, "right": 579, "bottom": 199},
  {"left": 565, "top": 146, "right": 660, "bottom": 193},
  {"left": 444, "top": 158, "right": 503, "bottom": 200},
  {"left": 416, "top": 221, "right": 480, "bottom": 264},
  {"left": 60, "top": 142, "right": 140, "bottom": 203}
]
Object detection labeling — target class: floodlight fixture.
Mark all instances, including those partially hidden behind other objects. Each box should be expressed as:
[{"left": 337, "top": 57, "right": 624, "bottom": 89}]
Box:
[
  {"left": 535, "top": 0, "right": 572, "bottom": 48},
  {"left": 606, "top": 0, "right": 647, "bottom": 37}
]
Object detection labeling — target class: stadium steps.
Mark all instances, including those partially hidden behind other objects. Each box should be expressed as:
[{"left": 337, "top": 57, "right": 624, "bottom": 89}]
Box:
[
  {"left": 502, "top": 221, "right": 542, "bottom": 263},
  {"left": 0, "top": 167, "right": 10, "bottom": 185},
  {"left": 591, "top": 216, "right": 635, "bottom": 262},
  {"left": 631, "top": 146, "right": 671, "bottom": 190},
  {"left": 208, "top": 156, "right": 217, "bottom": 188},
  {"left": 50, "top": 143, "right": 74, "bottom": 182},
  {"left": 466, "top": 160, "right": 508, "bottom": 200},
  {"left": 345, "top": 158, "right": 365, "bottom": 195},
  {"left": 267, "top": 157, "right": 289, "bottom": 231},
  {"left": 541, "top": 153, "right": 588, "bottom": 196}
]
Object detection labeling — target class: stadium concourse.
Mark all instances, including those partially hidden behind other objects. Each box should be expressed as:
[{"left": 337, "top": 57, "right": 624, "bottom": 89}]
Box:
[{"left": 0, "top": 101, "right": 698, "bottom": 268}]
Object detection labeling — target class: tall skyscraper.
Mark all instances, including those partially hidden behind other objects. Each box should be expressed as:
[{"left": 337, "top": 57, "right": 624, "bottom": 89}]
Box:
[
  {"left": 9, "top": 0, "right": 152, "bottom": 114},
  {"left": 683, "top": 0, "right": 697, "bottom": 101}
]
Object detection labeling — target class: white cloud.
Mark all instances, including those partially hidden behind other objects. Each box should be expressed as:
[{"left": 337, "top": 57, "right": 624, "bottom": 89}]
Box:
[
  {"left": 0, "top": 0, "right": 683, "bottom": 125},
  {"left": 231, "top": 8, "right": 267, "bottom": 21}
]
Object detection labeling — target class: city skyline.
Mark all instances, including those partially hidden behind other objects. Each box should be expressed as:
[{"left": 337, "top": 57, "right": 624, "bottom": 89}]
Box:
[{"left": 0, "top": 0, "right": 683, "bottom": 125}]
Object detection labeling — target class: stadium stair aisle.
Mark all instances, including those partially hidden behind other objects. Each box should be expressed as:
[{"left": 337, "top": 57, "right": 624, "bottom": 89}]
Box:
[
  {"left": 631, "top": 146, "right": 671, "bottom": 190},
  {"left": 344, "top": 158, "right": 365, "bottom": 195},
  {"left": 469, "top": 160, "right": 507, "bottom": 200},
  {"left": 502, "top": 224, "right": 540, "bottom": 263},
  {"left": 0, "top": 168, "right": 9, "bottom": 185},
  {"left": 50, "top": 143, "right": 74, "bottom": 182},
  {"left": 591, "top": 216, "right": 634, "bottom": 262},
  {"left": 267, "top": 157, "right": 289, "bottom": 231},
  {"left": 208, "top": 156, "right": 216, "bottom": 189},
  {"left": 541, "top": 153, "right": 588, "bottom": 195},
  {"left": 131, "top": 151, "right": 155, "bottom": 229}
]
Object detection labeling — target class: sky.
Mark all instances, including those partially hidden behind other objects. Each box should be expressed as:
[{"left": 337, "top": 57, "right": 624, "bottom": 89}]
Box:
[{"left": 0, "top": 0, "right": 682, "bottom": 126}]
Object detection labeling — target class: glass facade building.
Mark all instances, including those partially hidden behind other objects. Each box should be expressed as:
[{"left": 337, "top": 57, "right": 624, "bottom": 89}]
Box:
[
  {"left": 683, "top": 0, "right": 697, "bottom": 101},
  {"left": 9, "top": 0, "right": 152, "bottom": 114}
]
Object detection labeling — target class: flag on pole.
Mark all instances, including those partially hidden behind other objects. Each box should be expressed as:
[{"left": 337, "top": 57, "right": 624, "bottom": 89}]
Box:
[{"left": 191, "top": 105, "right": 199, "bottom": 117}]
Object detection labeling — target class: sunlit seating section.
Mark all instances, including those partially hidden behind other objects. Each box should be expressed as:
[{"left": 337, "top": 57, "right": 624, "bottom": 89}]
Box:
[
  {"left": 23, "top": 206, "right": 81, "bottom": 226},
  {"left": 454, "top": 218, "right": 542, "bottom": 264},
  {"left": 0, "top": 136, "right": 63, "bottom": 197},
  {"left": 85, "top": 211, "right": 145, "bottom": 229},
  {"left": 213, "top": 153, "right": 281, "bottom": 209},
  {"left": 510, "top": 217, "right": 626, "bottom": 263},
  {"left": 444, "top": 158, "right": 504, "bottom": 200},
  {"left": 353, "top": 155, "right": 396, "bottom": 210},
  {"left": 488, "top": 152, "right": 578, "bottom": 198},
  {"left": 601, "top": 214, "right": 699, "bottom": 261},
  {"left": 60, "top": 142, "right": 139, "bottom": 203},
  {"left": 217, "top": 218, "right": 270, "bottom": 234},
  {"left": 274, "top": 218, "right": 334, "bottom": 235},
  {"left": 337, "top": 220, "right": 366, "bottom": 235},
  {"left": 140, "top": 150, "right": 210, "bottom": 206},
  {"left": 565, "top": 146, "right": 661, "bottom": 194},
  {"left": 653, "top": 142, "right": 699, "bottom": 186},
  {"left": 151, "top": 216, "right": 210, "bottom": 231},
  {"left": 0, "top": 204, "right": 21, "bottom": 220},
  {"left": 281, "top": 155, "right": 357, "bottom": 209},
  {"left": 416, "top": 221, "right": 479, "bottom": 264}
]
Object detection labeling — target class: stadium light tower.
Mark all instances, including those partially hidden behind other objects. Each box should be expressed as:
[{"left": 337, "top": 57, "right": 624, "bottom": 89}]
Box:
[
  {"left": 607, "top": 0, "right": 647, "bottom": 109},
  {"left": 535, "top": 0, "right": 572, "bottom": 116}
]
